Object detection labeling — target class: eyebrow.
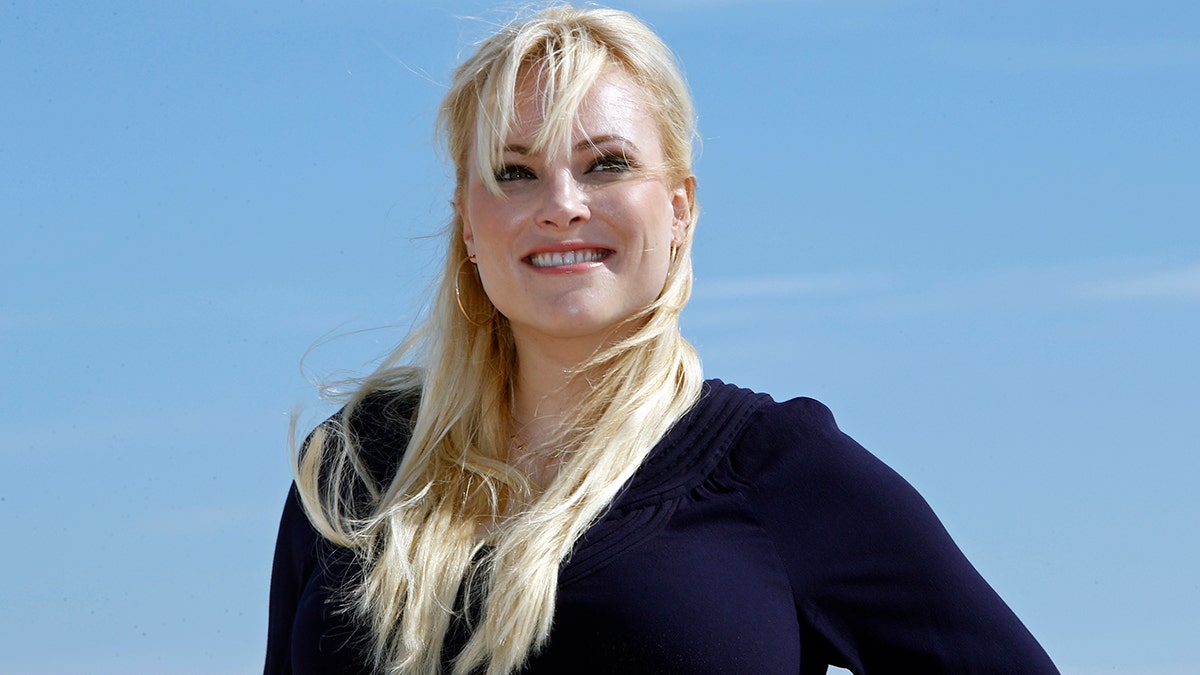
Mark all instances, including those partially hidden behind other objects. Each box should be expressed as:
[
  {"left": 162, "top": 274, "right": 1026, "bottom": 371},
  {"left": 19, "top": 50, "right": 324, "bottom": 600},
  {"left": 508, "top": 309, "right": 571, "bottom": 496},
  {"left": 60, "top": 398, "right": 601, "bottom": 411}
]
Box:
[{"left": 503, "top": 134, "right": 639, "bottom": 155}]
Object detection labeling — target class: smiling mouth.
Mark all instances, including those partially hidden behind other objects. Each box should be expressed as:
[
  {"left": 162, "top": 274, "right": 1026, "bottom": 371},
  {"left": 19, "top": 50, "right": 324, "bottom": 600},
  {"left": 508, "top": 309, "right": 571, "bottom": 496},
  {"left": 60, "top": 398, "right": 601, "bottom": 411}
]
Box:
[{"left": 526, "top": 248, "right": 612, "bottom": 268}]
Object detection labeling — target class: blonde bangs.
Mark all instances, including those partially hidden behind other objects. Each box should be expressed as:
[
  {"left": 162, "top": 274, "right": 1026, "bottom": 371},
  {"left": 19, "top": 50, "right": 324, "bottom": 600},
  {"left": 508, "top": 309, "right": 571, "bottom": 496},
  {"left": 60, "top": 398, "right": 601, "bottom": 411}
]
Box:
[{"left": 472, "top": 24, "right": 612, "bottom": 196}]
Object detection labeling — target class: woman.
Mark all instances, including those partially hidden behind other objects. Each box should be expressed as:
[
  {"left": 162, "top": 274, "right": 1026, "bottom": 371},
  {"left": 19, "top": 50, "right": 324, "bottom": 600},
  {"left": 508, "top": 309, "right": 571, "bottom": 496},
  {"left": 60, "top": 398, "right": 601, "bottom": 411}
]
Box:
[{"left": 266, "top": 5, "right": 1058, "bottom": 674}]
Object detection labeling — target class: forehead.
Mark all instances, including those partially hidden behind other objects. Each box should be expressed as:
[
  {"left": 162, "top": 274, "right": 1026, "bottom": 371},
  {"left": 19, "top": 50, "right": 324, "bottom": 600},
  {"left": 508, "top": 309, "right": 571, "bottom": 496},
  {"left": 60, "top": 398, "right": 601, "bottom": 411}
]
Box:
[{"left": 507, "top": 66, "right": 662, "bottom": 153}]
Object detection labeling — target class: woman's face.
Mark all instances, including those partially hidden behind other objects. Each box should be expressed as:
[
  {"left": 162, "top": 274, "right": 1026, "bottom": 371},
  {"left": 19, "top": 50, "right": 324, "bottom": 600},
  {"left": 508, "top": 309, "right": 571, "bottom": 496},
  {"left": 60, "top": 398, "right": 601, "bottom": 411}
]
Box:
[{"left": 461, "top": 66, "right": 691, "bottom": 355}]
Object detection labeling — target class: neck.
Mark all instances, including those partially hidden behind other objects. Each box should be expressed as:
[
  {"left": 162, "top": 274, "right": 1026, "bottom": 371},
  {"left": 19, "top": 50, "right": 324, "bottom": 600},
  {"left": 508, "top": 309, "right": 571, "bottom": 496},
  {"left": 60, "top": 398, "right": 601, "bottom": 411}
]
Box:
[
  {"left": 508, "top": 319, "right": 632, "bottom": 450},
  {"left": 506, "top": 319, "right": 644, "bottom": 483},
  {"left": 509, "top": 335, "right": 591, "bottom": 441}
]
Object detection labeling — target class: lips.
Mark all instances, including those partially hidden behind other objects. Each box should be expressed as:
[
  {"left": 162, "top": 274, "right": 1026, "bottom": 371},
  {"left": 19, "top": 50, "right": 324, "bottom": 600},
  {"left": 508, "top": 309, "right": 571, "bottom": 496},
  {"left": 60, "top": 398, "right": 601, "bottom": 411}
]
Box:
[{"left": 526, "top": 248, "right": 612, "bottom": 268}]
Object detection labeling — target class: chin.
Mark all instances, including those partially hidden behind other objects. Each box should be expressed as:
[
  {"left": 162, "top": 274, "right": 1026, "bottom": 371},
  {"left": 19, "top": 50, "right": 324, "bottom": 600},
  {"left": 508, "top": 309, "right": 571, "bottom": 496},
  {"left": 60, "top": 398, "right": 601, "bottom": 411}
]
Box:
[{"left": 512, "top": 308, "right": 638, "bottom": 342}]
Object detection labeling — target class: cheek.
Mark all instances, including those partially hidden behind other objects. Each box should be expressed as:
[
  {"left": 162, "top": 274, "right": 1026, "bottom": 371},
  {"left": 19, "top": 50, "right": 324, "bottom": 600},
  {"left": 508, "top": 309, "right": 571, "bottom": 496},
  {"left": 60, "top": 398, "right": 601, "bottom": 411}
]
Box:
[
  {"left": 617, "top": 188, "right": 677, "bottom": 249},
  {"left": 465, "top": 194, "right": 518, "bottom": 251}
]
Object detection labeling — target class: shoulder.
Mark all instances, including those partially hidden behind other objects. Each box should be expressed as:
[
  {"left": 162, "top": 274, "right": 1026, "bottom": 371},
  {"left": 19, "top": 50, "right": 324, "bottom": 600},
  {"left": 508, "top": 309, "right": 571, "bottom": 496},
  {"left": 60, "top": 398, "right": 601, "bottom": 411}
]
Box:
[
  {"left": 345, "top": 387, "right": 420, "bottom": 447},
  {"left": 727, "top": 390, "right": 885, "bottom": 487},
  {"left": 742, "top": 392, "right": 845, "bottom": 449},
  {"left": 303, "top": 386, "right": 421, "bottom": 490},
  {"left": 701, "top": 382, "right": 852, "bottom": 486},
  {"left": 720, "top": 388, "right": 937, "bottom": 535},
  {"left": 722, "top": 388, "right": 949, "bottom": 568},
  {"left": 692, "top": 380, "right": 844, "bottom": 443},
  {"left": 663, "top": 380, "right": 898, "bottom": 507},
  {"left": 346, "top": 386, "right": 421, "bottom": 483},
  {"left": 644, "top": 380, "right": 894, "bottom": 501}
]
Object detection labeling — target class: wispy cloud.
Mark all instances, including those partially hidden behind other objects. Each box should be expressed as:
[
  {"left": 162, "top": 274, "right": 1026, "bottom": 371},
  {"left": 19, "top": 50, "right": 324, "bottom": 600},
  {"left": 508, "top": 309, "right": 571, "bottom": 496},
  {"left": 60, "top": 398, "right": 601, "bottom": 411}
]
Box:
[
  {"left": 134, "top": 503, "right": 262, "bottom": 536},
  {"left": 0, "top": 284, "right": 414, "bottom": 334},
  {"left": 688, "top": 258, "right": 1200, "bottom": 320},
  {"left": 693, "top": 260, "right": 1200, "bottom": 325},
  {"left": 1077, "top": 264, "right": 1200, "bottom": 301}
]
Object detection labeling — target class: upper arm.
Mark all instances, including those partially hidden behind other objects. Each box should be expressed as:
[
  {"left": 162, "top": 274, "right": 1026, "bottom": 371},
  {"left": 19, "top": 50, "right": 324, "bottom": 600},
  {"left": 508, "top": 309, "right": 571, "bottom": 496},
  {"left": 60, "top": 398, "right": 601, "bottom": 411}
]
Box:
[{"left": 733, "top": 398, "right": 1058, "bottom": 673}]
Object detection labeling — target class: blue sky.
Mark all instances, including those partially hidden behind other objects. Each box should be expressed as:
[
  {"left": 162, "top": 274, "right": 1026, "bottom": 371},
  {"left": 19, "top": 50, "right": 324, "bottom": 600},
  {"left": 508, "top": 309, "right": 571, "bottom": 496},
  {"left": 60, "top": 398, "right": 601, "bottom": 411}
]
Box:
[{"left": 2, "top": 1, "right": 1197, "bottom": 672}]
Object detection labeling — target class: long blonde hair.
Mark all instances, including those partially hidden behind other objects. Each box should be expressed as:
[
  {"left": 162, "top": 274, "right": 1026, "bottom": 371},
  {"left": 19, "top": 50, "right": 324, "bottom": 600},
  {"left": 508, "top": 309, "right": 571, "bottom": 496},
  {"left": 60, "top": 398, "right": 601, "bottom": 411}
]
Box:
[{"left": 293, "top": 6, "right": 703, "bottom": 674}]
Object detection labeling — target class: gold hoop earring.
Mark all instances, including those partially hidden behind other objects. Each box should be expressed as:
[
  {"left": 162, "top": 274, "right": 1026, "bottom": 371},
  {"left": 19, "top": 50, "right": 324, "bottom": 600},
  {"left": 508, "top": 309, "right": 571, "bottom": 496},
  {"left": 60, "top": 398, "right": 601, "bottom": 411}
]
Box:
[{"left": 455, "top": 255, "right": 497, "bottom": 327}]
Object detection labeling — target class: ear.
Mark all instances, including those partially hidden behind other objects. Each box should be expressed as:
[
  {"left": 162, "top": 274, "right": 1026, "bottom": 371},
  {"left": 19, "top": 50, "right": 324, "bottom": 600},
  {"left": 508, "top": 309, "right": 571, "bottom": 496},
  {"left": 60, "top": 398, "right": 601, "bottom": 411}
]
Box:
[
  {"left": 458, "top": 197, "right": 476, "bottom": 257},
  {"left": 669, "top": 175, "right": 695, "bottom": 246}
]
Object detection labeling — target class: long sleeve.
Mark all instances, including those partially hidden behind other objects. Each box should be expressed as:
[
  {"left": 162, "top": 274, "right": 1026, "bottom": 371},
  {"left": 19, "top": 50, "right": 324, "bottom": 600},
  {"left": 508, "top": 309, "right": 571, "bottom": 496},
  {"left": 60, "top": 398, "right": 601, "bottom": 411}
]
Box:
[
  {"left": 266, "top": 381, "right": 1057, "bottom": 673},
  {"left": 265, "top": 483, "right": 319, "bottom": 675},
  {"left": 264, "top": 480, "right": 376, "bottom": 675},
  {"left": 264, "top": 392, "right": 417, "bottom": 675},
  {"left": 732, "top": 396, "right": 1058, "bottom": 673}
]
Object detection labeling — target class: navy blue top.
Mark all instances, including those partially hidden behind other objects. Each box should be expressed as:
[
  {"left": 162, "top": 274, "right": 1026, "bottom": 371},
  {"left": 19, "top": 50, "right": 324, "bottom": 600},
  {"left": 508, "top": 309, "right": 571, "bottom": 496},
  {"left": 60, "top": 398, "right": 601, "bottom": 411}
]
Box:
[{"left": 265, "top": 380, "right": 1058, "bottom": 673}]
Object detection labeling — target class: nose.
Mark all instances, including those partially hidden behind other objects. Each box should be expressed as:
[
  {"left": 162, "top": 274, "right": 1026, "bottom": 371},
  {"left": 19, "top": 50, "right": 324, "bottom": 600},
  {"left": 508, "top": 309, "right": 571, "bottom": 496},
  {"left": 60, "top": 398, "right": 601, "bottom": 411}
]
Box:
[{"left": 536, "top": 168, "right": 589, "bottom": 229}]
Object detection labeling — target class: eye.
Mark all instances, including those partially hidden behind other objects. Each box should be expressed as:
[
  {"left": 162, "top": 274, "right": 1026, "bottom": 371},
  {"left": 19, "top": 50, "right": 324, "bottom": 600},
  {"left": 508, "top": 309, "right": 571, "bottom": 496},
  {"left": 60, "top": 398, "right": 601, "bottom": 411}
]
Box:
[
  {"left": 588, "top": 154, "right": 633, "bottom": 173},
  {"left": 495, "top": 164, "right": 535, "bottom": 182}
]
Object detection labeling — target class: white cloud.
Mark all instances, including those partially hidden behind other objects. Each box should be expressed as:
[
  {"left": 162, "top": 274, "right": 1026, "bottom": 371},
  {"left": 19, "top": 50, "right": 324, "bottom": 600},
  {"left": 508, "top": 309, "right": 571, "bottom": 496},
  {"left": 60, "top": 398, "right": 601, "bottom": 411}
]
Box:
[
  {"left": 690, "top": 261, "right": 1200, "bottom": 317},
  {"left": 134, "top": 504, "right": 260, "bottom": 535},
  {"left": 1078, "top": 264, "right": 1200, "bottom": 301}
]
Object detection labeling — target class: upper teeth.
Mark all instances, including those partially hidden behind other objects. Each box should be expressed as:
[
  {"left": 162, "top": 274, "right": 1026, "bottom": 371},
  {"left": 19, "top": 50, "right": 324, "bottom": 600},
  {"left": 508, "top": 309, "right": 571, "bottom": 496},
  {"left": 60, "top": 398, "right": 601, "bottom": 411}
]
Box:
[{"left": 529, "top": 249, "right": 607, "bottom": 268}]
